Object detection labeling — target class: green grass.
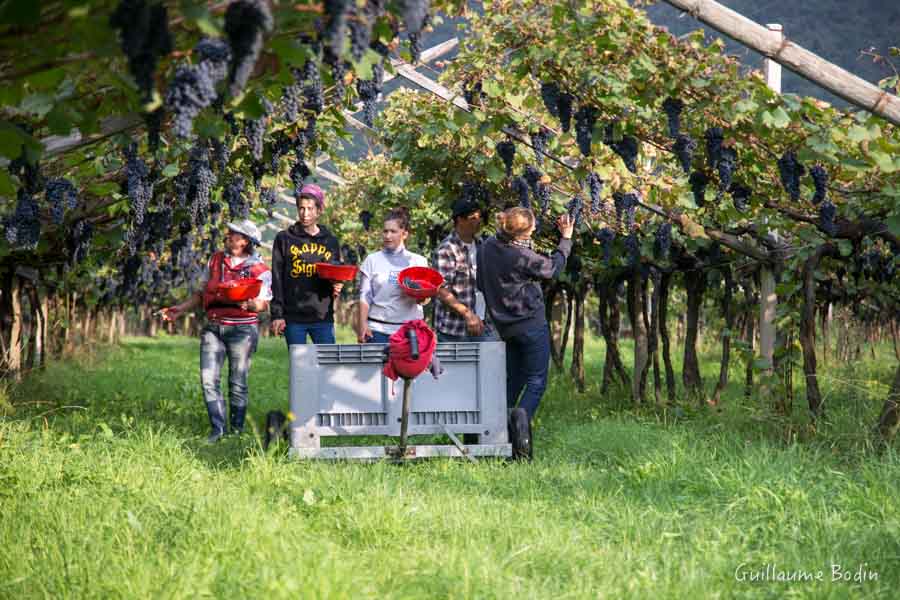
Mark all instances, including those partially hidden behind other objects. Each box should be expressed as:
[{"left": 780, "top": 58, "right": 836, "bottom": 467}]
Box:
[{"left": 1, "top": 330, "right": 898, "bottom": 599}]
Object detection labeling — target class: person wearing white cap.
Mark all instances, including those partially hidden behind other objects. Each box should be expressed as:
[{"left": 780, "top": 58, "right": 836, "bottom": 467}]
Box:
[{"left": 161, "top": 219, "right": 272, "bottom": 443}]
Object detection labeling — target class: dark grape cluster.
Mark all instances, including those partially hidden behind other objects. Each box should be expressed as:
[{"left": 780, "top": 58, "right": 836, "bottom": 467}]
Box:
[
  {"left": 595, "top": 227, "right": 616, "bottom": 263},
  {"left": 462, "top": 80, "right": 483, "bottom": 106},
  {"left": 290, "top": 160, "right": 311, "bottom": 192},
  {"left": 281, "top": 83, "right": 301, "bottom": 123},
  {"left": 360, "top": 210, "right": 373, "bottom": 231},
  {"left": 612, "top": 136, "right": 640, "bottom": 174},
  {"left": 357, "top": 77, "right": 381, "bottom": 127},
  {"left": 302, "top": 59, "right": 325, "bottom": 114},
  {"left": 496, "top": 140, "right": 516, "bottom": 176},
  {"left": 654, "top": 222, "right": 672, "bottom": 259},
  {"left": 109, "top": 0, "right": 173, "bottom": 103},
  {"left": 124, "top": 144, "right": 153, "bottom": 225},
  {"left": 511, "top": 176, "right": 530, "bottom": 208},
  {"left": 540, "top": 82, "right": 560, "bottom": 118},
  {"left": 224, "top": 0, "right": 274, "bottom": 98},
  {"left": 574, "top": 105, "right": 597, "bottom": 157},
  {"left": 461, "top": 181, "right": 490, "bottom": 207},
  {"left": 819, "top": 200, "right": 837, "bottom": 236},
  {"left": 403, "top": 0, "right": 430, "bottom": 34},
  {"left": 224, "top": 176, "right": 249, "bottom": 219},
  {"left": 673, "top": 134, "right": 696, "bottom": 174},
  {"left": 5, "top": 189, "right": 41, "bottom": 250},
  {"left": 662, "top": 97, "right": 684, "bottom": 138},
  {"left": 245, "top": 114, "right": 266, "bottom": 161},
  {"left": 531, "top": 128, "right": 552, "bottom": 166},
  {"left": 348, "top": 14, "right": 372, "bottom": 62},
  {"left": 585, "top": 172, "right": 604, "bottom": 214},
  {"left": 624, "top": 233, "right": 640, "bottom": 266},
  {"left": 67, "top": 219, "right": 94, "bottom": 265},
  {"left": 327, "top": 52, "right": 350, "bottom": 103},
  {"left": 535, "top": 182, "right": 552, "bottom": 219},
  {"left": 187, "top": 144, "right": 215, "bottom": 226},
  {"left": 810, "top": 164, "right": 828, "bottom": 205},
  {"left": 557, "top": 92, "right": 574, "bottom": 133},
  {"left": 729, "top": 183, "right": 751, "bottom": 212},
  {"left": 777, "top": 150, "right": 805, "bottom": 202},
  {"left": 165, "top": 61, "right": 220, "bottom": 139},
  {"left": 260, "top": 186, "right": 278, "bottom": 217},
  {"left": 45, "top": 178, "right": 79, "bottom": 225},
  {"left": 704, "top": 127, "right": 724, "bottom": 169},
  {"left": 567, "top": 196, "right": 584, "bottom": 229},
  {"left": 716, "top": 147, "right": 738, "bottom": 197},
  {"left": 523, "top": 165, "right": 543, "bottom": 192},
  {"left": 689, "top": 171, "right": 709, "bottom": 208},
  {"left": 323, "top": 0, "right": 351, "bottom": 60}
]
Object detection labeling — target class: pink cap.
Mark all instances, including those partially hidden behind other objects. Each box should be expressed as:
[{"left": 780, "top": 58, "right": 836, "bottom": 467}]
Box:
[{"left": 298, "top": 183, "right": 325, "bottom": 210}]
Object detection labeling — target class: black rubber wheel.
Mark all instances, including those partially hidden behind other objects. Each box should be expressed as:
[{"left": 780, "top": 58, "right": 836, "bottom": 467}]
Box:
[
  {"left": 508, "top": 407, "right": 532, "bottom": 461},
  {"left": 264, "top": 410, "right": 288, "bottom": 450}
]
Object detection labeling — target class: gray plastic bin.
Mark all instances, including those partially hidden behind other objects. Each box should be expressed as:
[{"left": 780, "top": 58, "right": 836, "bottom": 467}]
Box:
[{"left": 287, "top": 342, "right": 511, "bottom": 460}]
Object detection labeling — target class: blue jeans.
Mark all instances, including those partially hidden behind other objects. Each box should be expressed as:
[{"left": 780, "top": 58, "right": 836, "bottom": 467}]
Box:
[
  {"left": 504, "top": 326, "right": 551, "bottom": 422},
  {"left": 437, "top": 329, "right": 499, "bottom": 343},
  {"left": 366, "top": 330, "right": 391, "bottom": 344},
  {"left": 284, "top": 321, "right": 335, "bottom": 345},
  {"left": 200, "top": 323, "right": 259, "bottom": 435}
]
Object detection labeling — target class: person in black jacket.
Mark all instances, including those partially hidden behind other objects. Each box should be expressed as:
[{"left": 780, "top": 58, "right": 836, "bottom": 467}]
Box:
[
  {"left": 270, "top": 184, "right": 343, "bottom": 344},
  {"left": 477, "top": 207, "right": 573, "bottom": 422}
]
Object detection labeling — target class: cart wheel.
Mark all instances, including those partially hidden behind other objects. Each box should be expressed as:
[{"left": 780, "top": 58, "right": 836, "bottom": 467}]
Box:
[
  {"left": 508, "top": 408, "right": 532, "bottom": 461},
  {"left": 264, "top": 410, "right": 288, "bottom": 450}
]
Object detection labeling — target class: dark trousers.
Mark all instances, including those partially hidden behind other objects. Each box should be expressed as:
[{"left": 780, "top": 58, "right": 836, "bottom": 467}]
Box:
[
  {"left": 504, "top": 326, "right": 551, "bottom": 422},
  {"left": 284, "top": 321, "right": 336, "bottom": 345}
]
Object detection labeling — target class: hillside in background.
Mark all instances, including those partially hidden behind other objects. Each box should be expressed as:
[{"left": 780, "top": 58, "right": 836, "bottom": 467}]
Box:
[{"left": 644, "top": 0, "right": 900, "bottom": 104}]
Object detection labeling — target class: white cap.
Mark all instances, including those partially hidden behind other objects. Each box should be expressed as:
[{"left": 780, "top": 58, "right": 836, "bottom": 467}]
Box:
[{"left": 225, "top": 219, "right": 262, "bottom": 245}]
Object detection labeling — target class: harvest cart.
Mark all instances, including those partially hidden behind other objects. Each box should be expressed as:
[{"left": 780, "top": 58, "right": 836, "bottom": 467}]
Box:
[{"left": 271, "top": 341, "right": 523, "bottom": 461}]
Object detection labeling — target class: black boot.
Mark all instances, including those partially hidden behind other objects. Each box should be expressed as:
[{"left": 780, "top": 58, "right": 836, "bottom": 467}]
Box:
[
  {"left": 230, "top": 405, "right": 247, "bottom": 435},
  {"left": 206, "top": 400, "right": 227, "bottom": 443}
]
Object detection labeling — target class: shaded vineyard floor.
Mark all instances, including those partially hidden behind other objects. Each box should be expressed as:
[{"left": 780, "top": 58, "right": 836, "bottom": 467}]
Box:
[{"left": 1, "top": 331, "right": 898, "bottom": 599}]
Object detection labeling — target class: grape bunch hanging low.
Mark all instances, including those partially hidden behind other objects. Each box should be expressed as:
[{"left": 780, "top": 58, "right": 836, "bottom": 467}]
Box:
[
  {"left": 595, "top": 227, "right": 616, "bottom": 263},
  {"left": 109, "top": 0, "right": 173, "bottom": 103},
  {"left": 624, "top": 233, "right": 640, "bottom": 267},
  {"left": 187, "top": 144, "right": 216, "bottom": 226},
  {"left": 496, "top": 140, "right": 516, "bottom": 176},
  {"left": 613, "top": 192, "right": 639, "bottom": 232},
  {"left": 260, "top": 187, "right": 278, "bottom": 217},
  {"left": 777, "top": 150, "right": 805, "bottom": 202},
  {"left": 165, "top": 38, "right": 231, "bottom": 139},
  {"left": 511, "top": 176, "right": 530, "bottom": 208},
  {"left": 45, "top": 178, "right": 79, "bottom": 225},
  {"left": 673, "top": 135, "right": 696, "bottom": 175},
  {"left": 357, "top": 77, "right": 381, "bottom": 127},
  {"left": 716, "top": 147, "right": 738, "bottom": 198},
  {"left": 348, "top": 15, "right": 372, "bottom": 62},
  {"left": 819, "top": 200, "right": 837, "bottom": 236},
  {"left": 124, "top": 144, "right": 153, "bottom": 225},
  {"left": 540, "top": 82, "right": 560, "bottom": 117},
  {"left": 323, "top": 0, "right": 351, "bottom": 60},
  {"left": 5, "top": 189, "right": 41, "bottom": 250},
  {"left": 224, "top": 176, "right": 249, "bottom": 219},
  {"left": 531, "top": 128, "right": 553, "bottom": 166},
  {"left": 689, "top": 172, "right": 709, "bottom": 208},
  {"left": 654, "top": 222, "right": 672, "bottom": 259},
  {"left": 611, "top": 136, "right": 639, "bottom": 174},
  {"left": 224, "top": 0, "right": 274, "bottom": 97},
  {"left": 557, "top": 93, "right": 574, "bottom": 133},
  {"left": 67, "top": 219, "right": 94, "bottom": 266},
  {"left": 662, "top": 97, "right": 684, "bottom": 138},
  {"left": 567, "top": 196, "right": 584, "bottom": 229},
  {"left": 585, "top": 173, "right": 604, "bottom": 214},
  {"left": 574, "top": 105, "right": 597, "bottom": 157},
  {"left": 290, "top": 160, "right": 311, "bottom": 192},
  {"left": 809, "top": 165, "right": 828, "bottom": 205},
  {"left": 729, "top": 184, "right": 751, "bottom": 212},
  {"left": 704, "top": 127, "right": 724, "bottom": 169}
]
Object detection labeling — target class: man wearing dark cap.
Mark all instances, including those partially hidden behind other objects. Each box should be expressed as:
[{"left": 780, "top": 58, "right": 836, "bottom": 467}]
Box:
[{"left": 433, "top": 197, "right": 497, "bottom": 342}]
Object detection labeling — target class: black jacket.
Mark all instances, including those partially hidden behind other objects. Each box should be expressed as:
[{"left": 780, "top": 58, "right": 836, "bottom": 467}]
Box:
[
  {"left": 476, "top": 234, "right": 571, "bottom": 339},
  {"left": 270, "top": 223, "right": 342, "bottom": 323}
]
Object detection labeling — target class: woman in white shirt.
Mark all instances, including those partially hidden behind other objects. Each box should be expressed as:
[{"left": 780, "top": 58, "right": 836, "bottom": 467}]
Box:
[{"left": 356, "top": 207, "right": 428, "bottom": 343}]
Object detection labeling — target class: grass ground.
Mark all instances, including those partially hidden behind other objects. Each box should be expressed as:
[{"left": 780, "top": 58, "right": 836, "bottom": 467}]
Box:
[{"left": 1, "top": 330, "right": 898, "bottom": 599}]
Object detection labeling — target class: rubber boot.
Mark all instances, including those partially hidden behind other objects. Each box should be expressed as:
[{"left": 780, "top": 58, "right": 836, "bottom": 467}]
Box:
[
  {"left": 229, "top": 405, "right": 247, "bottom": 436},
  {"left": 206, "top": 400, "right": 227, "bottom": 443}
]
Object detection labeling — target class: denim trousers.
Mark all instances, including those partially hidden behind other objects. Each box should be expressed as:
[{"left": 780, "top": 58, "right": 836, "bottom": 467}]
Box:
[
  {"left": 200, "top": 323, "right": 259, "bottom": 434},
  {"left": 284, "top": 321, "right": 336, "bottom": 345},
  {"left": 504, "top": 326, "right": 551, "bottom": 422},
  {"left": 366, "top": 330, "right": 391, "bottom": 344}
]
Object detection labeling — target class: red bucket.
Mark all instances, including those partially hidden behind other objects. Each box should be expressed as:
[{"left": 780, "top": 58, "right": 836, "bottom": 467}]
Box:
[
  {"left": 316, "top": 263, "right": 359, "bottom": 281},
  {"left": 214, "top": 278, "right": 262, "bottom": 302},
  {"left": 398, "top": 266, "right": 444, "bottom": 300}
]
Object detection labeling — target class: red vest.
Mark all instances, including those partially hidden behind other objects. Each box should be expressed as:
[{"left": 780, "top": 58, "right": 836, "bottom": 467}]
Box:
[{"left": 203, "top": 251, "right": 270, "bottom": 324}]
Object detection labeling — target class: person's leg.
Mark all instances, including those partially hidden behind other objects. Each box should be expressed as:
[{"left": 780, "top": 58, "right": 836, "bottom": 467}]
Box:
[
  {"left": 199, "top": 325, "right": 227, "bottom": 442},
  {"left": 505, "top": 334, "right": 526, "bottom": 411},
  {"left": 307, "top": 321, "right": 336, "bottom": 344},
  {"left": 284, "top": 322, "right": 310, "bottom": 345},
  {"left": 225, "top": 324, "right": 258, "bottom": 434},
  {"left": 513, "top": 327, "right": 551, "bottom": 422}
]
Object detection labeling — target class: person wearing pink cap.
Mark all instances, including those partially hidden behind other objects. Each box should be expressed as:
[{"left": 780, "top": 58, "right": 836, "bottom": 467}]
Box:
[{"left": 270, "top": 183, "right": 344, "bottom": 345}]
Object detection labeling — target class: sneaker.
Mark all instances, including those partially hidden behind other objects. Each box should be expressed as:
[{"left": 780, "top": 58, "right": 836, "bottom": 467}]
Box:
[{"left": 207, "top": 430, "right": 226, "bottom": 444}]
